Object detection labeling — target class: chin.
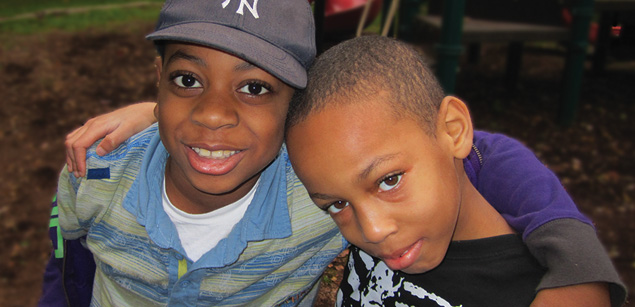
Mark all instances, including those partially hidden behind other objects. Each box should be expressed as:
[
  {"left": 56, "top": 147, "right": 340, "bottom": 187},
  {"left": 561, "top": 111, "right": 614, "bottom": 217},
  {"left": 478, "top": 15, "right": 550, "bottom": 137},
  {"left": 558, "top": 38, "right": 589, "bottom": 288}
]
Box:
[
  {"left": 403, "top": 258, "right": 443, "bottom": 275},
  {"left": 402, "top": 266, "right": 432, "bottom": 275},
  {"left": 194, "top": 180, "right": 248, "bottom": 195}
]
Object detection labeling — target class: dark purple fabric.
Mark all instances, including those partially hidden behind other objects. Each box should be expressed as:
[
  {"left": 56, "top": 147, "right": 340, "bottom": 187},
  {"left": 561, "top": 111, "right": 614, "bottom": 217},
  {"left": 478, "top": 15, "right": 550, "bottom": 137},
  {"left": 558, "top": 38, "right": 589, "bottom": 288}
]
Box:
[
  {"left": 39, "top": 252, "right": 66, "bottom": 306},
  {"left": 471, "top": 130, "right": 593, "bottom": 239},
  {"left": 38, "top": 197, "right": 95, "bottom": 307}
]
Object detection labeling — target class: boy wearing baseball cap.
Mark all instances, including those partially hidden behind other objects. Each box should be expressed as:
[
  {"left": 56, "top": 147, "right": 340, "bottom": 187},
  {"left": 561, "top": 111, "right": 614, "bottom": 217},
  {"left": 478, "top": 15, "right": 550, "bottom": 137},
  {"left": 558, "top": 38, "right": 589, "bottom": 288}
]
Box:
[{"left": 52, "top": 0, "right": 346, "bottom": 305}]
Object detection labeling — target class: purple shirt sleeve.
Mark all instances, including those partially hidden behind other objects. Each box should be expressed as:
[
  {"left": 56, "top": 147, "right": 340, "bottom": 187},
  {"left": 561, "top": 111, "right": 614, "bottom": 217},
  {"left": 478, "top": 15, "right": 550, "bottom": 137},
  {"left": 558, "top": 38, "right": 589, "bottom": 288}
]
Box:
[
  {"left": 38, "top": 196, "right": 95, "bottom": 307},
  {"left": 470, "top": 130, "right": 592, "bottom": 239}
]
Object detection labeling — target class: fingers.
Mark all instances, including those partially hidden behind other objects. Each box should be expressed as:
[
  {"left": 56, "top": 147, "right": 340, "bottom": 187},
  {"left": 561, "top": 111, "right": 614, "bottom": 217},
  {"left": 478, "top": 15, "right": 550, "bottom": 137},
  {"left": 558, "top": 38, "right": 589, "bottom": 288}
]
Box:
[
  {"left": 96, "top": 132, "right": 126, "bottom": 156},
  {"left": 63, "top": 102, "right": 158, "bottom": 177},
  {"left": 65, "top": 133, "right": 86, "bottom": 178},
  {"left": 65, "top": 126, "right": 82, "bottom": 173},
  {"left": 64, "top": 118, "right": 120, "bottom": 177}
]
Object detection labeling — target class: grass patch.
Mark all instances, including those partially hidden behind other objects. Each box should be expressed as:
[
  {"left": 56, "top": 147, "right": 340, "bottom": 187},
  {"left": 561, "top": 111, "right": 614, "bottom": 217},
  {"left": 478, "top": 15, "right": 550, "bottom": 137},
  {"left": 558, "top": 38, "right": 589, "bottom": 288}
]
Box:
[
  {"left": 0, "top": 3, "right": 161, "bottom": 36},
  {"left": 0, "top": 0, "right": 163, "bottom": 18}
]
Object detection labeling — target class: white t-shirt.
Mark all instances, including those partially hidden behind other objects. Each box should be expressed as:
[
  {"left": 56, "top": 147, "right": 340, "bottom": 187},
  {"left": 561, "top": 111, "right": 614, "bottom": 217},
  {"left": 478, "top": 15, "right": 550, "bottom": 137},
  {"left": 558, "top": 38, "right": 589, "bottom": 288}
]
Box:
[{"left": 162, "top": 178, "right": 259, "bottom": 262}]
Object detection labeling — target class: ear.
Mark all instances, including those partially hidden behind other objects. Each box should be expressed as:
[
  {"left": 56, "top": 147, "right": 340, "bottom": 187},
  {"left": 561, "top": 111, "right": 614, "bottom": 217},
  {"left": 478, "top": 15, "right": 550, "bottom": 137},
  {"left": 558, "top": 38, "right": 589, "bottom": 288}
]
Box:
[
  {"left": 437, "top": 96, "right": 473, "bottom": 159},
  {"left": 153, "top": 101, "right": 160, "bottom": 120}
]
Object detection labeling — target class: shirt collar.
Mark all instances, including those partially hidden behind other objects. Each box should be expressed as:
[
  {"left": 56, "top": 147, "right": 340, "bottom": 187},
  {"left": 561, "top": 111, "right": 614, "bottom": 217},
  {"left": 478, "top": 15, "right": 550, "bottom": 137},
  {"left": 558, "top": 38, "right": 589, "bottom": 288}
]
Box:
[{"left": 123, "top": 129, "right": 292, "bottom": 266}]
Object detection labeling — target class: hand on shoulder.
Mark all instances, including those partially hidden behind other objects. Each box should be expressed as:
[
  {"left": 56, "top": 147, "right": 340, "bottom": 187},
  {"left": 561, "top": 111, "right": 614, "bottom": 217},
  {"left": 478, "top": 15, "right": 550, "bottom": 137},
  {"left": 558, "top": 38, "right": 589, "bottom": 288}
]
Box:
[{"left": 65, "top": 102, "right": 157, "bottom": 177}]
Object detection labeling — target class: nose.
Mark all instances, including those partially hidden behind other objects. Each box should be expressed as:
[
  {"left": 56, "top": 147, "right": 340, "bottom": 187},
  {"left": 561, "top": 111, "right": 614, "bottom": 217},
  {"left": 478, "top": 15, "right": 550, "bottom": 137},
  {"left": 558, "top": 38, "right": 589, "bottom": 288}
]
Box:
[
  {"left": 355, "top": 203, "right": 398, "bottom": 244},
  {"left": 190, "top": 91, "right": 239, "bottom": 130}
]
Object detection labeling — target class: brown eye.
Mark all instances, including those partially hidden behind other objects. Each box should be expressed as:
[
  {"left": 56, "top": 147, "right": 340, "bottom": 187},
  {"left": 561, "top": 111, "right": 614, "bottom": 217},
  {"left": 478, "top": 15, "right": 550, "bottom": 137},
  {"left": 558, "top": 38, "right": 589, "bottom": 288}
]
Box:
[
  {"left": 327, "top": 200, "right": 350, "bottom": 214},
  {"left": 238, "top": 82, "right": 271, "bottom": 95},
  {"left": 172, "top": 74, "right": 202, "bottom": 88},
  {"left": 379, "top": 174, "right": 402, "bottom": 192},
  {"left": 333, "top": 200, "right": 348, "bottom": 209}
]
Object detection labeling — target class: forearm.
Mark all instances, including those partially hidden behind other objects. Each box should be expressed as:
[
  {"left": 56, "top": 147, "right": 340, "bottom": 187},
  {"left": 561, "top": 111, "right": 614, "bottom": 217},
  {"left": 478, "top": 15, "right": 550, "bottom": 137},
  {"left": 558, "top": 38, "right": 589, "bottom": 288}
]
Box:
[
  {"left": 531, "top": 282, "right": 610, "bottom": 307},
  {"left": 526, "top": 219, "right": 626, "bottom": 307}
]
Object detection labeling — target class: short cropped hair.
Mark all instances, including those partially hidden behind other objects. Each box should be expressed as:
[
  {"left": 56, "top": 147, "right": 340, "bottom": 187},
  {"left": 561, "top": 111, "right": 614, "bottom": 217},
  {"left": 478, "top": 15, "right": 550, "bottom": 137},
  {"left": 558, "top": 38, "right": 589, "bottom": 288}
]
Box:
[{"left": 286, "top": 35, "right": 445, "bottom": 135}]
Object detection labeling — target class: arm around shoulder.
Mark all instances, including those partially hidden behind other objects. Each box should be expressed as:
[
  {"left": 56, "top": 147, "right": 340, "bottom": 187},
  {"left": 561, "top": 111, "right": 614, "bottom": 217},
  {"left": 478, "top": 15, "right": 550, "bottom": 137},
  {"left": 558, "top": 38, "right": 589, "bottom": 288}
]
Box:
[
  {"left": 65, "top": 102, "right": 157, "bottom": 177},
  {"left": 526, "top": 219, "right": 627, "bottom": 307},
  {"left": 472, "top": 131, "right": 627, "bottom": 306},
  {"left": 472, "top": 130, "right": 592, "bottom": 236},
  {"left": 531, "top": 282, "right": 611, "bottom": 307}
]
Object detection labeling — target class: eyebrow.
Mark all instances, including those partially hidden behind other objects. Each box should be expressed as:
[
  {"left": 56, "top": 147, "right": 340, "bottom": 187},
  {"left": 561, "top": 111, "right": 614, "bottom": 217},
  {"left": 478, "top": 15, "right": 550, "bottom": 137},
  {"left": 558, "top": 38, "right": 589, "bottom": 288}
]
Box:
[
  {"left": 358, "top": 154, "right": 398, "bottom": 182},
  {"left": 166, "top": 50, "right": 207, "bottom": 67},
  {"left": 309, "top": 192, "right": 338, "bottom": 201},
  {"left": 235, "top": 61, "right": 256, "bottom": 71},
  {"left": 166, "top": 49, "right": 257, "bottom": 72}
]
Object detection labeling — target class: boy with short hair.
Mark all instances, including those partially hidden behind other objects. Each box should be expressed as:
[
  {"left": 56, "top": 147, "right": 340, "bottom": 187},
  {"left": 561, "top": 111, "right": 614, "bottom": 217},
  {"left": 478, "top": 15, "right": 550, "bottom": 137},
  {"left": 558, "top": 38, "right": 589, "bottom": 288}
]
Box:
[
  {"left": 41, "top": 1, "right": 624, "bottom": 306},
  {"left": 285, "top": 35, "right": 626, "bottom": 306}
]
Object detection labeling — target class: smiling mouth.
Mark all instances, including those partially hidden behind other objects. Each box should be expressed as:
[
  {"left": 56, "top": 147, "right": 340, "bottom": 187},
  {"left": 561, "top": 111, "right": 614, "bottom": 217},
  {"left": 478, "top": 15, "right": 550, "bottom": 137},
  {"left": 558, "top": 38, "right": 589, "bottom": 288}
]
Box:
[{"left": 191, "top": 147, "right": 239, "bottom": 159}]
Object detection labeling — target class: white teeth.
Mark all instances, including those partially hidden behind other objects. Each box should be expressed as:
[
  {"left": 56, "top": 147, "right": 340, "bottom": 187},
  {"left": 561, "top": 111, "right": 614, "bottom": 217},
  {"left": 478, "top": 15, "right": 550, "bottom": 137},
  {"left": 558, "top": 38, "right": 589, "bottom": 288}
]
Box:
[
  {"left": 192, "top": 147, "right": 237, "bottom": 159},
  {"left": 192, "top": 147, "right": 210, "bottom": 156},
  {"left": 400, "top": 249, "right": 409, "bottom": 257}
]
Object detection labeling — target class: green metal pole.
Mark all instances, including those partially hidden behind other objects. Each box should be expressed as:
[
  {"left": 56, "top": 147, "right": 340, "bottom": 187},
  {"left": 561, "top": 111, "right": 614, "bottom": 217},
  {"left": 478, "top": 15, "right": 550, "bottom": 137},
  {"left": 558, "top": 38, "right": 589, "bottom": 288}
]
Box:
[
  {"left": 557, "top": 0, "right": 594, "bottom": 126},
  {"left": 435, "top": 0, "right": 465, "bottom": 94},
  {"left": 397, "top": 0, "right": 423, "bottom": 41}
]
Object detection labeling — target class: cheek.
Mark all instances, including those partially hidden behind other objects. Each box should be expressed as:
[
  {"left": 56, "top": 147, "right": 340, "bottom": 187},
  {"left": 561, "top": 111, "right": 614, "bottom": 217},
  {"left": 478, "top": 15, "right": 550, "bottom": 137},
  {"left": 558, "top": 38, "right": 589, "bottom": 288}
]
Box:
[
  {"left": 330, "top": 212, "right": 360, "bottom": 241},
  {"left": 251, "top": 105, "right": 287, "bottom": 143},
  {"left": 157, "top": 104, "right": 190, "bottom": 142},
  {"left": 246, "top": 112, "right": 286, "bottom": 165},
  {"left": 260, "top": 116, "right": 285, "bottom": 145},
  {"left": 156, "top": 92, "right": 188, "bottom": 122},
  {"left": 412, "top": 193, "right": 461, "bottom": 240}
]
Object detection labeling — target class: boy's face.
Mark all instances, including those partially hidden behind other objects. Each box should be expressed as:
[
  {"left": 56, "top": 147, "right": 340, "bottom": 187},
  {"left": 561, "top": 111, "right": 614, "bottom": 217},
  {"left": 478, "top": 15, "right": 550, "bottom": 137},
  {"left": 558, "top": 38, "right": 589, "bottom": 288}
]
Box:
[
  {"left": 287, "top": 98, "right": 464, "bottom": 274},
  {"left": 155, "top": 43, "right": 294, "bottom": 212}
]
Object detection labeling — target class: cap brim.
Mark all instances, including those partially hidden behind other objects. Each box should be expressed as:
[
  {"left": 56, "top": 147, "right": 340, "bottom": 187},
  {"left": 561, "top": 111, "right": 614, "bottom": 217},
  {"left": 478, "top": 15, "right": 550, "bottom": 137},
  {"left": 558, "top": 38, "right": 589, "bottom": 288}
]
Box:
[{"left": 147, "top": 22, "right": 307, "bottom": 89}]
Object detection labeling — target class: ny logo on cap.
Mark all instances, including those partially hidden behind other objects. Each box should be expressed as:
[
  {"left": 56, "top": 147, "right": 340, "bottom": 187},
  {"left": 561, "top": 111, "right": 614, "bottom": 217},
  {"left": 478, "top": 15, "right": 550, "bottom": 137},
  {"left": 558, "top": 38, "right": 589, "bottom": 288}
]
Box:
[{"left": 221, "top": 0, "right": 259, "bottom": 19}]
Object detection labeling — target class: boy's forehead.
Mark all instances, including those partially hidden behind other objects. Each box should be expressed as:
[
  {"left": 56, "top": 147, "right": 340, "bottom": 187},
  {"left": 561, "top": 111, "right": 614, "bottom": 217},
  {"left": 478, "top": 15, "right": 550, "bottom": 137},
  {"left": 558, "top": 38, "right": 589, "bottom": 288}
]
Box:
[
  {"left": 288, "top": 95, "right": 434, "bottom": 147},
  {"left": 309, "top": 92, "right": 398, "bottom": 121},
  {"left": 286, "top": 100, "right": 436, "bottom": 177},
  {"left": 164, "top": 42, "right": 228, "bottom": 56},
  {"left": 162, "top": 43, "right": 259, "bottom": 71},
  {"left": 291, "top": 97, "right": 385, "bottom": 132}
]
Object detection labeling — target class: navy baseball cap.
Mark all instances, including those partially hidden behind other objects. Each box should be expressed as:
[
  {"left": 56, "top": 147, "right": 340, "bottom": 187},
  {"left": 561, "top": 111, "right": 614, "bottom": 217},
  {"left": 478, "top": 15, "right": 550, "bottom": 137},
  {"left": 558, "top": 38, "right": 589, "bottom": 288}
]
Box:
[{"left": 147, "top": 0, "right": 316, "bottom": 89}]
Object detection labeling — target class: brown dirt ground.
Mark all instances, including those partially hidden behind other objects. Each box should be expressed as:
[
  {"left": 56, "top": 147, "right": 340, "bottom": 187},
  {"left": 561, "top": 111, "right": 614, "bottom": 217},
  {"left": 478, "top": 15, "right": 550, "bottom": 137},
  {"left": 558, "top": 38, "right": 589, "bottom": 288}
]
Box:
[{"left": 0, "top": 22, "right": 633, "bottom": 306}]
